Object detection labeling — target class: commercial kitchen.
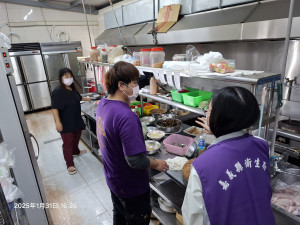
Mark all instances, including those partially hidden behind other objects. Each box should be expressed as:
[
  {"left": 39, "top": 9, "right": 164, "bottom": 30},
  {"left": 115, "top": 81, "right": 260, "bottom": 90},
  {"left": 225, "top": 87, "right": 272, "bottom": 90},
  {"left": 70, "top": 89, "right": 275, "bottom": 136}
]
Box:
[{"left": 0, "top": 0, "right": 300, "bottom": 225}]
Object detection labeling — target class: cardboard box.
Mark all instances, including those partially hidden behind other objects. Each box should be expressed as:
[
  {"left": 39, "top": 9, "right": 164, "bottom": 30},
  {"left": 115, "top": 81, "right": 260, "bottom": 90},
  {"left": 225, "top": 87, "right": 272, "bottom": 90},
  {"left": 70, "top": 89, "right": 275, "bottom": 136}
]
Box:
[{"left": 148, "top": 4, "right": 181, "bottom": 33}]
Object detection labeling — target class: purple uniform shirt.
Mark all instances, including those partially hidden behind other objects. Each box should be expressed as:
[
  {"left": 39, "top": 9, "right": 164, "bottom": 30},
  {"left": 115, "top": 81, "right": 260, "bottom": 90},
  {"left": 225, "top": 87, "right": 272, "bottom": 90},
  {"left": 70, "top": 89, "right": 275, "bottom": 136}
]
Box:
[
  {"left": 193, "top": 134, "right": 276, "bottom": 225},
  {"left": 96, "top": 98, "right": 149, "bottom": 198}
]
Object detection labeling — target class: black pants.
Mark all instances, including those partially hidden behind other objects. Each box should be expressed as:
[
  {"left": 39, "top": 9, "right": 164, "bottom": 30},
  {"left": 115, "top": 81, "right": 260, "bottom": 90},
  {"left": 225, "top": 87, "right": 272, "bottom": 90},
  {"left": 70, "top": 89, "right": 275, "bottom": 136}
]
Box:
[{"left": 111, "top": 190, "right": 152, "bottom": 225}]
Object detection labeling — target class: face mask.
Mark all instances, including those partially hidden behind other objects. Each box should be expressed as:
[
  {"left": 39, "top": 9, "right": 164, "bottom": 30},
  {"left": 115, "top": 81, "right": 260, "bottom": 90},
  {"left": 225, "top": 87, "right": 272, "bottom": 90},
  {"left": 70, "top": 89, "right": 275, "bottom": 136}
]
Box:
[
  {"left": 122, "top": 82, "right": 140, "bottom": 101},
  {"left": 63, "top": 78, "right": 73, "bottom": 86}
]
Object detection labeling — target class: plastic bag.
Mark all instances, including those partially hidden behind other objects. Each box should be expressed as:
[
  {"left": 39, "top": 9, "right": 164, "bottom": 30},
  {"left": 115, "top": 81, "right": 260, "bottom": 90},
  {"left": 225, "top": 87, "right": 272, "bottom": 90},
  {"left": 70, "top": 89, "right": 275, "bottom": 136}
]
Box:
[
  {"left": 0, "top": 32, "right": 11, "bottom": 49},
  {"left": 0, "top": 166, "right": 10, "bottom": 179},
  {"left": 122, "top": 54, "right": 133, "bottom": 63},
  {"left": 108, "top": 45, "right": 123, "bottom": 64},
  {"left": 0, "top": 177, "right": 23, "bottom": 202},
  {"left": 272, "top": 179, "right": 300, "bottom": 215},
  {"left": 163, "top": 61, "right": 190, "bottom": 71},
  {"left": 209, "top": 59, "right": 235, "bottom": 74},
  {"left": 186, "top": 45, "right": 200, "bottom": 62},
  {"left": 0, "top": 143, "right": 15, "bottom": 168},
  {"left": 192, "top": 51, "right": 224, "bottom": 72}
]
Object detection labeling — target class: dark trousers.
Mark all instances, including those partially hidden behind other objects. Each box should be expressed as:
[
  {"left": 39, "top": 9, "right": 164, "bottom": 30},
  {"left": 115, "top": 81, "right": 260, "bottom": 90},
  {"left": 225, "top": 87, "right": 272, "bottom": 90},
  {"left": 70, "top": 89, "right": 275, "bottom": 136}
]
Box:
[
  {"left": 111, "top": 190, "right": 152, "bottom": 225},
  {"left": 60, "top": 129, "right": 81, "bottom": 168}
]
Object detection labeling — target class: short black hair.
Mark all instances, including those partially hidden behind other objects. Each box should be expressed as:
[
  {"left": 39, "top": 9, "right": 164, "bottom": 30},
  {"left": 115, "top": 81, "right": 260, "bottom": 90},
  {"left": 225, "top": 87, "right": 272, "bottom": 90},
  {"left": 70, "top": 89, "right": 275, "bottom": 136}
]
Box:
[
  {"left": 209, "top": 86, "right": 259, "bottom": 138},
  {"left": 105, "top": 61, "right": 140, "bottom": 95}
]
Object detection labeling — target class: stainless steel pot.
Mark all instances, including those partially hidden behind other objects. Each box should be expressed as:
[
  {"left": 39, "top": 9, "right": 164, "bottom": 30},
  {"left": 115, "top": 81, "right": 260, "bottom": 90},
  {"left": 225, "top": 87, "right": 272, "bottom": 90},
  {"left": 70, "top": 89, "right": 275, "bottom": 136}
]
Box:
[{"left": 155, "top": 118, "right": 182, "bottom": 133}]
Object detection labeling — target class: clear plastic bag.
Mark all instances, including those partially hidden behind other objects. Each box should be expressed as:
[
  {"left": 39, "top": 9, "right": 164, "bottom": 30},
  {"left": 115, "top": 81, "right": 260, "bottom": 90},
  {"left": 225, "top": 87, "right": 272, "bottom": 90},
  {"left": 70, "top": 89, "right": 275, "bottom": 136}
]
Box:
[
  {"left": 0, "top": 177, "right": 23, "bottom": 202},
  {"left": 0, "top": 32, "right": 11, "bottom": 49},
  {"left": 0, "top": 143, "right": 15, "bottom": 168},
  {"left": 272, "top": 179, "right": 300, "bottom": 216},
  {"left": 108, "top": 45, "right": 123, "bottom": 64},
  {"left": 186, "top": 45, "right": 200, "bottom": 62}
]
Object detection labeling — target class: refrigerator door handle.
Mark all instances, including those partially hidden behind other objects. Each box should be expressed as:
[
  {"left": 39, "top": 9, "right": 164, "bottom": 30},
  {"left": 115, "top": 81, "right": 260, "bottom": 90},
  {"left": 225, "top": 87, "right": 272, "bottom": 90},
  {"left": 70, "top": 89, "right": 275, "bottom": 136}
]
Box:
[{"left": 30, "top": 133, "right": 39, "bottom": 159}]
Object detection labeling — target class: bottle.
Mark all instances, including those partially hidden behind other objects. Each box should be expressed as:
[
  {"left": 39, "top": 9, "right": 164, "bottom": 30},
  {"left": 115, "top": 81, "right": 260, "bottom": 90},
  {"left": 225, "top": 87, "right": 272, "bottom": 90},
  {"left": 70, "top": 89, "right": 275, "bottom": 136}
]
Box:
[
  {"left": 198, "top": 136, "right": 205, "bottom": 151},
  {"left": 101, "top": 49, "right": 108, "bottom": 63},
  {"left": 150, "top": 77, "right": 157, "bottom": 95}
]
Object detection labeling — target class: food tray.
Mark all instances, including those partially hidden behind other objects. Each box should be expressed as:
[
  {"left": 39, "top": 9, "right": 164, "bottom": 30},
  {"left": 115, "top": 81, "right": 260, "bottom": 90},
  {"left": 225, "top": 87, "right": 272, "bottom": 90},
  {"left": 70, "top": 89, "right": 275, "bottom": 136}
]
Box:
[
  {"left": 170, "top": 87, "right": 198, "bottom": 103},
  {"left": 163, "top": 134, "right": 194, "bottom": 156},
  {"left": 182, "top": 90, "right": 213, "bottom": 107},
  {"left": 183, "top": 126, "right": 203, "bottom": 136},
  {"left": 144, "top": 105, "right": 159, "bottom": 116}
]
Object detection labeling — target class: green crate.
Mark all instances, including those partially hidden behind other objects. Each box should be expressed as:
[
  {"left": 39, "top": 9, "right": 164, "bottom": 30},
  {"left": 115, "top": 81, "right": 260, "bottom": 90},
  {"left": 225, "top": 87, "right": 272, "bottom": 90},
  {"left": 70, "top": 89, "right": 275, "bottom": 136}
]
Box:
[
  {"left": 170, "top": 87, "right": 198, "bottom": 103},
  {"left": 182, "top": 90, "right": 213, "bottom": 107}
]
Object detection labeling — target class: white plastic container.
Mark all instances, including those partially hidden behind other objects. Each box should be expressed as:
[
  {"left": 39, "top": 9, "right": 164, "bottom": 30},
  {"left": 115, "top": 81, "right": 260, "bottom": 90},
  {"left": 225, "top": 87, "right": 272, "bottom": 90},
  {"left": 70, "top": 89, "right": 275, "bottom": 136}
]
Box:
[
  {"left": 150, "top": 47, "right": 165, "bottom": 68},
  {"left": 90, "top": 47, "right": 100, "bottom": 62},
  {"left": 140, "top": 49, "right": 151, "bottom": 67}
]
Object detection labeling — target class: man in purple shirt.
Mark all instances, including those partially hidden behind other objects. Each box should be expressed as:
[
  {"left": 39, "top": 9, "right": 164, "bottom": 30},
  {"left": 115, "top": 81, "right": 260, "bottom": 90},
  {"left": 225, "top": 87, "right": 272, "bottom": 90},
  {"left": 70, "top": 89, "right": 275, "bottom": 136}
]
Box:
[{"left": 96, "top": 61, "right": 168, "bottom": 225}]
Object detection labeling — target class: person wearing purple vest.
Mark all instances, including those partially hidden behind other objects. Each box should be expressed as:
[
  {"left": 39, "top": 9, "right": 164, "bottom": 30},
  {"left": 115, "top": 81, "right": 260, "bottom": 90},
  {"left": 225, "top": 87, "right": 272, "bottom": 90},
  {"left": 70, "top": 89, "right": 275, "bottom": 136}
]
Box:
[
  {"left": 96, "top": 61, "right": 168, "bottom": 225},
  {"left": 182, "top": 86, "right": 276, "bottom": 225}
]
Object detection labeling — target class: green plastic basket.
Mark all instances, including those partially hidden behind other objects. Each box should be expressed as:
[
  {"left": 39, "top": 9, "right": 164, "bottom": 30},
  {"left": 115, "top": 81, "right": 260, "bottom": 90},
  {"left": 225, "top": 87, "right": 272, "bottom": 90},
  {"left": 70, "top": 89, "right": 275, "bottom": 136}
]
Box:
[
  {"left": 182, "top": 90, "right": 213, "bottom": 107},
  {"left": 170, "top": 87, "right": 198, "bottom": 103}
]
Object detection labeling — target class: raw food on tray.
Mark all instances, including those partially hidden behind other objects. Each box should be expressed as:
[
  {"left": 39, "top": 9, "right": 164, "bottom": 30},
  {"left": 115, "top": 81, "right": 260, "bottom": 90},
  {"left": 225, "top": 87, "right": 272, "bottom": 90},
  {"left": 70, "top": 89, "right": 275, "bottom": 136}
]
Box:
[
  {"left": 166, "top": 157, "right": 188, "bottom": 170},
  {"left": 271, "top": 179, "right": 300, "bottom": 215},
  {"left": 184, "top": 126, "right": 203, "bottom": 136}
]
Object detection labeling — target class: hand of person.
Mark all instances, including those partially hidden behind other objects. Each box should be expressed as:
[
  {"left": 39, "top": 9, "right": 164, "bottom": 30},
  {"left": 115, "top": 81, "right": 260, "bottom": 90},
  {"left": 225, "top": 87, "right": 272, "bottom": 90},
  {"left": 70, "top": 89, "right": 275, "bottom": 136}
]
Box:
[
  {"left": 154, "top": 159, "right": 169, "bottom": 172},
  {"left": 196, "top": 117, "right": 212, "bottom": 134},
  {"left": 56, "top": 121, "right": 63, "bottom": 132}
]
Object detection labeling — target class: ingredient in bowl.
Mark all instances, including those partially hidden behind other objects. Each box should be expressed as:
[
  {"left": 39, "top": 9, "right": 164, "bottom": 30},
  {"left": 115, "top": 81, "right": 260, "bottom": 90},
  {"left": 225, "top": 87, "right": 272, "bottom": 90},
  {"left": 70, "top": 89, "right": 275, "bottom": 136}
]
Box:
[
  {"left": 148, "top": 131, "right": 164, "bottom": 139},
  {"left": 157, "top": 119, "right": 180, "bottom": 127}
]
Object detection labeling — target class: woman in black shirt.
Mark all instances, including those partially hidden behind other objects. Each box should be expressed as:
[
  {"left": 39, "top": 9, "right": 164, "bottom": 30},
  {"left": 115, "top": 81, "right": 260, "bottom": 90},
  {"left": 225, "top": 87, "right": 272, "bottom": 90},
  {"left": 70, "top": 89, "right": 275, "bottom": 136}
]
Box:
[{"left": 51, "top": 68, "right": 91, "bottom": 175}]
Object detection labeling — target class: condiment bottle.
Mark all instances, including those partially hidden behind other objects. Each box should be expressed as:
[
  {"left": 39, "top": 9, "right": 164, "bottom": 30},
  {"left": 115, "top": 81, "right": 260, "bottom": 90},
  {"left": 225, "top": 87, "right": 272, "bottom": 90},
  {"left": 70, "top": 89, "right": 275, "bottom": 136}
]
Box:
[{"left": 150, "top": 77, "right": 157, "bottom": 95}]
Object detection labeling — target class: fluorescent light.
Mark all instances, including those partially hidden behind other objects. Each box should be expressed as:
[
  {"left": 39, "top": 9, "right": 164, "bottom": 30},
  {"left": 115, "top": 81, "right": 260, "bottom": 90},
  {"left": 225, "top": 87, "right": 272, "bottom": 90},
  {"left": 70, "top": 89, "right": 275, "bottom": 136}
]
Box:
[{"left": 23, "top": 9, "right": 33, "bottom": 21}]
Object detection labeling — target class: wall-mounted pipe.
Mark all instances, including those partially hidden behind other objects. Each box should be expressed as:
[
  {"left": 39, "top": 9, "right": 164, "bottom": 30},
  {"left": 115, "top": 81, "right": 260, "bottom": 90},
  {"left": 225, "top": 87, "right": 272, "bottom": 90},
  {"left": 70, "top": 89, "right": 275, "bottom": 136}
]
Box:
[{"left": 270, "top": 0, "right": 295, "bottom": 156}]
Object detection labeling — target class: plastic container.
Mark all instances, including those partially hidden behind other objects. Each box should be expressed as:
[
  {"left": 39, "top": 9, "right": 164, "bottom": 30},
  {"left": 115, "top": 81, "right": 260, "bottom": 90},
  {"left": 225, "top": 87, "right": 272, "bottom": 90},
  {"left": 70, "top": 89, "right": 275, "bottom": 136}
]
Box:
[
  {"left": 90, "top": 47, "right": 100, "bottom": 62},
  {"left": 144, "top": 105, "right": 159, "bottom": 115},
  {"left": 150, "top": 47, "right": 165, "bottom": 68},
  {"left": 133, "top": 52, "right": 141, "bottom": 66},
  {"left": 140, "top": 49, "right": 151, "bottom": 67},
  {"left": 163, "top": 134, "right": 194, "bottom": 156},
  {"left": 172, "top": 54, "right": 187, "bottom": 61},
  {"left": 170, "top": 87, "right": 198, "bottom": 103},
  {"left": 182, "top": 90, "right": 213, "bottom": 107},
  {"left": 150, "top": 77, "right": 158, "bottom": 95},
  {"left": 101, "top": 49, "right": 108, "bottom": 63}
]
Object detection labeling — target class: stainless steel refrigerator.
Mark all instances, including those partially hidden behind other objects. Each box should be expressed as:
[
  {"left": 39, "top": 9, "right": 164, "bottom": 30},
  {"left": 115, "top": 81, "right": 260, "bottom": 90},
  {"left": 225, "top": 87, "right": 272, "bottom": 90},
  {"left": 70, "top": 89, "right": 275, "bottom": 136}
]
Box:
[
  {"left": 41, "top": 41, "right": 86, "bottom": 94},
  {"left": 0, "top": 47, "right": 51, "bottom": 224},
  {"left": 9, "top": 43, "right": 51, "bottom": 112}
]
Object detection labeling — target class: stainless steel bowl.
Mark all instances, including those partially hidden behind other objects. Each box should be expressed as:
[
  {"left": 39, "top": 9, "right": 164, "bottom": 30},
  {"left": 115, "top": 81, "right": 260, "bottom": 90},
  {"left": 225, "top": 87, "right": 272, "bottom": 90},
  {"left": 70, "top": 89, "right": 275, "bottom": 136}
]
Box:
[
  {"left": 156, "top": 113, "right": 177, "bottom": 120},
  {"left": 155, "top": 118, "right": 182, "bottom": 133},
  {"left": 140, "top": 116, "right": 155, "bottom": 126},
  {"left": 147, "top": 126, "right": 158, "bottom": 132},
  {"left": 145, "top": 140, "right": 161, "bottom": 155},
  {"left": 158, "top": 197, "right": 176, "bottom": 213}
]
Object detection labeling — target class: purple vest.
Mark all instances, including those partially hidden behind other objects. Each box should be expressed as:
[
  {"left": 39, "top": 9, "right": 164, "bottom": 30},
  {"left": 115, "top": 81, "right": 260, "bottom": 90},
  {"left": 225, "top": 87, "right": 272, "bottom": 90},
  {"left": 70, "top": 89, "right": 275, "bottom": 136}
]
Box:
[{"left": 193, "top": 134, "right": 275, "bottom": 225}]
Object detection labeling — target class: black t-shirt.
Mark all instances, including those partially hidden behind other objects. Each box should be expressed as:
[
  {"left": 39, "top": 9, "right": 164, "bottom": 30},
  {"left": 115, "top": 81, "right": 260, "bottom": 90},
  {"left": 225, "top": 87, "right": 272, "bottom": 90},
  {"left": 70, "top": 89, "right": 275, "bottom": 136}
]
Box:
[{"left": 51, "top": 86, "right": 85, "bottom": 133}]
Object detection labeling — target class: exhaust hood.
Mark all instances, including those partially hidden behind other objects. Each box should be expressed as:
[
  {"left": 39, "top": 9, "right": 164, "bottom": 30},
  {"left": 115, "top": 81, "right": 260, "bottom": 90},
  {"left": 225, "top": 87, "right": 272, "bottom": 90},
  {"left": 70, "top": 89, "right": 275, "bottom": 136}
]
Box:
[{"left": 95, "top": 0, "right": 300, "bottom": 46}]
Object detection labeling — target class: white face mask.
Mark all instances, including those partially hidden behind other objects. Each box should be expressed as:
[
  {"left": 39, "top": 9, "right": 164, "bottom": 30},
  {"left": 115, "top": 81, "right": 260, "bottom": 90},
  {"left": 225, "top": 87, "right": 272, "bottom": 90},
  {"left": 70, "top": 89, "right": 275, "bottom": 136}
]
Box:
[
  {"left": 122, "top": 82, "right": 140, "bottom": 101},
  {"left": 63, "top": 78, "right": 74, "bottom": 86}
]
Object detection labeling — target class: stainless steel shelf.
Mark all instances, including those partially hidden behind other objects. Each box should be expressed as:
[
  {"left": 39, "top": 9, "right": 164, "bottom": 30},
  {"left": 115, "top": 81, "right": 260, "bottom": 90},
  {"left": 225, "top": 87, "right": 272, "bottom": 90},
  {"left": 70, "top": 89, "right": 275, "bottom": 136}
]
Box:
[
  {"left": 151, "top": 198, "right": 182, "bottom": 225},
  {"left": 276, "top": 129, "right": 300, "bottom": 142},
  {"left": 150, "top": 179, "right": 185, "bottom": 214},
  {"left": 140, "top": 93, "right": 205, "bottom": 116},
  {"left": 78, "top": 61, "right": 280, "bottom": 85}
]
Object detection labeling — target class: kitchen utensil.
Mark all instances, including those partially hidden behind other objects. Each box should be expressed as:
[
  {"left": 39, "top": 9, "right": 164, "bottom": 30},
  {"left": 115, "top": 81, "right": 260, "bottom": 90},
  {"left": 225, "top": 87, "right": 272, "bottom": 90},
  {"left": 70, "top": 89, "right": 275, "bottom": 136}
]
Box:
[
  {"left": 155, "top": 118, "right": 182, "bottom": 133},
  {"left": 185, "top": 142, "right": 197, "bottom": 157},
  {"left": 278, "top": 119, "right": 300, "bottom": 134},
  {"left": 140, "top": 116, "right": 155, "bottom": 126},
  {"left": 145, "top": 140, "right": 161, "bottom": 155},
  {"left": 163, "top": 134, "right": 194, "bottom": 156},
  {"left": 147, "top": 130, "right": 165, "bottom": 141},
  {"left": 156, "top": 113, "right": 177, "bottom": 120},
  {"left": 158, "top": 197, "right": 176, "bottom": 213},
  {"left": 150, "top": 108, "right": 167, "bottom": 120},
  {"left": 147, "top": 126, "right": 158, "bottom": 132},
  {"left": 258, "top": 87, "right": 268, "bottom": 137}
]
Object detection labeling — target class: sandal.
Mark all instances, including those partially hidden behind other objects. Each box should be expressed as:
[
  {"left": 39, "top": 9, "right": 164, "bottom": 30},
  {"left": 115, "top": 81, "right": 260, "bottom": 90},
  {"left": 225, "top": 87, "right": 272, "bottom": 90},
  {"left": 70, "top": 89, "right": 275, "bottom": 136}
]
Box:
[
  {"left": 73, "top": 150, "right": 87, "bottom": 156},
  {"left": 67, "top": 166, "right": 77, "bottom": 175}
]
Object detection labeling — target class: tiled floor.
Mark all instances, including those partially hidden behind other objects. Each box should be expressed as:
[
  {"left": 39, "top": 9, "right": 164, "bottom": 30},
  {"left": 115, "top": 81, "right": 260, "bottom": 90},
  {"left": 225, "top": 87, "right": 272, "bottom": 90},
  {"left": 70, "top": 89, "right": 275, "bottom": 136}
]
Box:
[{"left": 25, "top": 110, "right": 159, "bottom": 225}]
